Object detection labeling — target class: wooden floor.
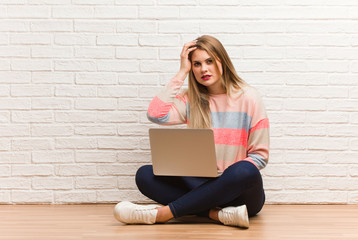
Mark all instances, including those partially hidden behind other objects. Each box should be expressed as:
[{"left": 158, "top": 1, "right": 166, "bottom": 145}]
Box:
[{"left": 0, "top": 204, "right": 358, "bottom": 240}]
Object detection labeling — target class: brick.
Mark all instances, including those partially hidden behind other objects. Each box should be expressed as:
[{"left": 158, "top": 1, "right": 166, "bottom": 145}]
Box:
[
  {"left": 116, "top": 47, "right": 157, "bottom": 59},
  {"left": 54, "top": 191, "right": 96, "bottom": 203},
  {"left": 75, "top": 98, "right": 117, "bottom": 110},
  {"left": 117, "top": 21, "right": 156, "bottom": 33},
  {"left": 32, "top": 151, "right": 74, "bottom": 163},
  {"left": 0, "top": 192, "right": 10, "bottom": 203},
  {"left": 180, "top": 7, "right": 264, "bottom": 19},
  {"left": 139, "top": 6, "right": 179, "bottom": 19},
  {"left": 115, "top": 0, "right": 154, "bottom": 4},
  {"left": 12, "top": 191, "right": 53, "bottom": 204},
  {"left": 0, "top": 99, "right": 30, "bottom": 110},
  {"left": 76, "top": 73, "right": 117, "bottom": 85},
  {"left": 52, "top": 7, "right": 94, "bottom": 18},
  {"left": 117, "top": 124, "right": 150, "bottom": 136},
  {"left": 139, "top": 86, "right": 163, "bottom": 98},
  {"left": 117, "top": 151, "right": 151, "bottom": 163},
  {"left": 97, "top": 137, "right": 139, "bottom": 150},
  {"left": 139, "top": 34, "right": 179, "bottom": 47},
  {"left": 73, "top": 0, "right": 113, "bottom": 4},
  {"left": 140, "top": 60, "right": 177, "bottom": 73},
  {"left": 97, "top": 189, "right": 149, "bottom": 203},
  {"left": 8, "top": 6, "right": 50, "bottom": 18},
  {"left": 0, "top": 60, "right": 11, "bottom": 71},
  {"left": 0, "top": 60, "right": 10, "bottom": 70},
  {"left": 97, "top": 34, "right": 138, "bottom": 46},
  {"left": 0, "top": 112, "right": 9, "bottom": 123},
  {"left": 284, "top": 99, "right": 326, "bottom": 111},
  {"left": 0, "top": 166, "right": 10, "bottom": 177},
  {"left": 55, "top": 111, "right": 97, "bottom": 123},
  {"left": 306, "top": 112, "right": 349, "bottom": 123},
  {"left": 74, "top": 20, "right": 116, "bottom": 33},
  {"left": 97, "top": 111, "right": 139, "bottom": 123},
  {"left": 54, "top": 60, "right": 97, "bottom": 71},
  {"left": 118, "top": 74, "right": 159, "bottom": 85},
  {"left": 32, "top": 177, "right": 73, "bottom": 190},
  {"left": 12, "top": 138, "right": 54, "bottom": 151},
  {"left": 28, "top": 0, "right": 71, "bottom": 4},
  {"left": 0, "top": 125, "right": 30, "bottom": 137},
  {"left": 118, "top": 176, "right": 136, "bottom": 189},
  {"left": 75, "top": 124, "right": 116, "bottom": 136},
  {"left": 266, "top": 191, "right": 347, "bottom": 204},
  {"left": 30, "top": 20, "right": 73, "bottom": 32},
  {"left": 55, "top": 33, "right": 96, "bottom": 46},
  {"left": 76, "top": 151, "right": 117, "bottom": 163},
  {"left": 0, "top": 179, "right": 30, "bottom": 190},
  {"left": 97, "top": 60, "right": 138, "bottom": 72},
  {"left": 32, "top": 72, "right": 74, "bottom": 84},
  {"left": 56, "top": 164, "right": 97, "bottom": 176},
  {"left": 55, "top": 86, "right": 96, "bottom": 97},
  {"left": 11, "top": 85, "right": 53, "bottom": 97},
  {"left": 32, "top": 46, "right": 73, "bottom": 58},
  {"left": 0, "top": 86, "right": 9, "bottom": 96},
  {"left": 97, "top": 86, "right": 137, "bottom": 97},
  {"left": 55, "top": 137, "right": 97, "bottom": 149},
  {"left": 0, "top": 72, "right": 30, "bottom": 84},
  {"left": 0, "top": 20, "right": 28, "bottom": 32},
  {"left": 32, "top": 98, "right": 72, "bottom": 110},
  {"left": 31, "top": 124, "right": 73, "bottom": 137},
  {"left": 284, "top": 177, "right": 327, "bottom": 190},
  {"left": 327, "top": 99, "right": 358, "bottom": 112},
  {"left": 352, "top": 139, "right": 358, "bottom": 151},
  {"left": 97, "top": 163, "right": 142, "bottom": 176},
  {"left": 0, "top": 139, "right": 10, "bottom": 151},
  {"left": 0, "top": 152, "right": 30, "bottom": 164},
  {"left": 11, "top": 59, "right": 51, "bottom": 71},
  {"left": 75, "top": 177, "right": 117, "bottom": 189},
  {"left": 12, "top": 111, "right": 53, "bottom": 123},
  {"left": 75, "top": 47, "right": 114, "bottom": 59},
  {"left": 12, "top": 165, "right": 54, "bottom": 176},
  {"left": 0, "top": 46, "right": 30, "bottom": 57},
  {"left": 306, "top": 137, "right": 349, "bottom": 151},
  {"left": 94, "top": 7, "right": 137, "bottom": 19},
  {"left": 327, "top": 177, "right": 358, "bottom": 190},
  {"left": 326, "top": 152, "right": 358, "bottom": 164},
  {"left": 10, "top": 33, "right": 51, "bottom": 45}
]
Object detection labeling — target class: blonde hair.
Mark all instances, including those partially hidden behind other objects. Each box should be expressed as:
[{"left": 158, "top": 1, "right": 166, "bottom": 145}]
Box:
[{"left": 187, "top": 35, "right": 247, "bottom": 129}]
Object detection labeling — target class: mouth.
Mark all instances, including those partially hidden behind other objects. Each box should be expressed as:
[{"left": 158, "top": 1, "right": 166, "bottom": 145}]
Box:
[{"left": 201, "top": 75, "right": 211, "bottom": 80}]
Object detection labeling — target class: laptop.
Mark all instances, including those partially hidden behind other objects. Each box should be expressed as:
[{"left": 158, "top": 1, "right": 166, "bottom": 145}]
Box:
[{"left": 149, "top": 128, "right": 222, "bottom": 177}]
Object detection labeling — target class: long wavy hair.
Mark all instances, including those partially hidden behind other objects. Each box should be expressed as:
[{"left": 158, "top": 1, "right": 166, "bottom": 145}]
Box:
[{"left": 187, "top": 35, "right": 247, "bottom": 129}]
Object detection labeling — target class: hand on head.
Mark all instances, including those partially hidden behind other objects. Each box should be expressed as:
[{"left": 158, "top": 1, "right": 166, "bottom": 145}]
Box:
[{"left": 179, "top": 40, "right": 197, "bottom": 75}]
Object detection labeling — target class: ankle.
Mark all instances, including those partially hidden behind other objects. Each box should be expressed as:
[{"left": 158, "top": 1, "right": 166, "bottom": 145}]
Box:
[
  {"left": 155, "top": 206, "right": 174, "bottom": 223},
  {"left": 209, "top": 208, "right": 220, "bottom": 222}
]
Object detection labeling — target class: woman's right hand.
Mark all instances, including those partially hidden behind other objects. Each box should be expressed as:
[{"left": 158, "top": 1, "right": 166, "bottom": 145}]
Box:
[{"left": 178, "top": 40, "right": 197, "bottom": 78}]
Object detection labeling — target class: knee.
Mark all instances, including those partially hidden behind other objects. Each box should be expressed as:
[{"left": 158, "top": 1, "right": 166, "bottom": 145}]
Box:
[
  {"left": 223, "top": 161, "right": 262, "bottom": 186},
  {"left": 135, "top": 165, "right": 153, "bottom": 190}
]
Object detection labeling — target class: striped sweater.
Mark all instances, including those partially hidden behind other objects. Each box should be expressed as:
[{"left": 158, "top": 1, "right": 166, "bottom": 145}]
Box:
[{"left": 147, "top": 76, "right": 269, "bottom": 171}]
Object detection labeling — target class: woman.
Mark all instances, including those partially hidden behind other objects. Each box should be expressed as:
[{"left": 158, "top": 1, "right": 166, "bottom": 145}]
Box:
[{"left": 114, "top": 35, "right": 269, "bottom": 228}]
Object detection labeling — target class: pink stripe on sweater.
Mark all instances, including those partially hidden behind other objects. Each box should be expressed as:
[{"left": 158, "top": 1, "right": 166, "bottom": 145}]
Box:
[
  {"left": 213, "top": 128, "right": 248, "bottom": 148},
  {"left": 147, "top": 96, "right": 172, "bottom": 118},
  {"left": 250, "top": 118, "right": 269, "bottom": 133}
]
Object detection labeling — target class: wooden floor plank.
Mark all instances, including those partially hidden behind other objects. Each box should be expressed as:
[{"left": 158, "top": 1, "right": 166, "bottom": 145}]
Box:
[{"left": 0, "top": 204, "right": 357, "bottom": 240}]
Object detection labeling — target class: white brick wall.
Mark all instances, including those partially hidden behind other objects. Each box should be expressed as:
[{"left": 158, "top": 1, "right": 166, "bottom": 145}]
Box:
[{"left": 0, "top": 1, "right": 357, "bottom": 205}]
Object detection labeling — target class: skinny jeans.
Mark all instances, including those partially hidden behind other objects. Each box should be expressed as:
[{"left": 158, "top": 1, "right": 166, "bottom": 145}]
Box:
[{"left": 135, "top": 161, "right": 265, "bottom": 218}]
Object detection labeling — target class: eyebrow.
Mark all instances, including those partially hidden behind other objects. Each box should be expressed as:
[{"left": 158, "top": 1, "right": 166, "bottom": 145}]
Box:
[{"left": 192, "top": 57, "right": 212, "bottom": 63}]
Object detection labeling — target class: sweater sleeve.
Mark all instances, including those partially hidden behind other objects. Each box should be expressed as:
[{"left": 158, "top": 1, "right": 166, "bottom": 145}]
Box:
[
  {"left": 147, "top": 76, "right": 188, "bottom": 125},
  {"left": 244, "top": 91, "right": 270, "bottom": 170}
]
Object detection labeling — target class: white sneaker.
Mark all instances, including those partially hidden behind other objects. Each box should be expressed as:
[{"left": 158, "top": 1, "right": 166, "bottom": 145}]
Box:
[
  {"left": 218, "top": 205, "right": 249, "bottom": 228},
  {"left": 113, "top": 201, "right": 161, "bottom": 224}
]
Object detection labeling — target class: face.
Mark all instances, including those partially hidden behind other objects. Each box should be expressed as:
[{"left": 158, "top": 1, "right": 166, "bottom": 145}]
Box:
[{"left": 191, "top": 49, "right": 224, "bottom": 94}]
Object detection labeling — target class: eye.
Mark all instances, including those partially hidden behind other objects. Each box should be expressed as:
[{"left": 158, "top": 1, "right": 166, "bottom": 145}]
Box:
[
  {"left": 206, "top": 59, "right": 213, "bottom": 64},
  {"left": 193, "top": 62, "right": 201, "bottom": 67}
]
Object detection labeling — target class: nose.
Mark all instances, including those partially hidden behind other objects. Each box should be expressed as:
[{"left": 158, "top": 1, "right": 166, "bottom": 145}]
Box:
[{"left": 201, "top": 63, "right": 208, "bottom": 73}]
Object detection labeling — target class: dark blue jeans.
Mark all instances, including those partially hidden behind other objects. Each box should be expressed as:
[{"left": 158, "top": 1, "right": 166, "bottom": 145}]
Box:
[{"left": 135, "top": 161, "right": 265, "bottom": 218}]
